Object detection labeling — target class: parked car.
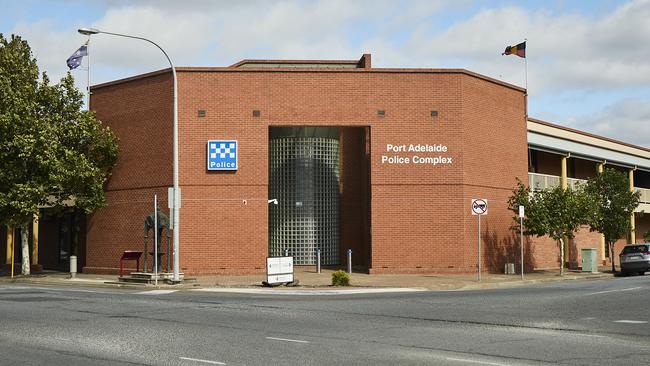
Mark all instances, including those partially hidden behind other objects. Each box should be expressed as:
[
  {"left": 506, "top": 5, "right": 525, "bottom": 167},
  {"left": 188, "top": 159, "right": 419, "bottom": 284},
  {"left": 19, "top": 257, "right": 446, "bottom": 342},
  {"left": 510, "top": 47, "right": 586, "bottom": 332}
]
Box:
[{"left": 619, "top": 243, "right": 650, "bottom": 275}]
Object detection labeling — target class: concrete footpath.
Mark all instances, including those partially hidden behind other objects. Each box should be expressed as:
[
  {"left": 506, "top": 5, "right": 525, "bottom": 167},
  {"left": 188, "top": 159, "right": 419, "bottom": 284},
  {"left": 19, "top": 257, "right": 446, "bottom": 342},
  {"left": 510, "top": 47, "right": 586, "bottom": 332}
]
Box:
[{"left": 0, "top": 267, "right": 614, "bottom": 292}]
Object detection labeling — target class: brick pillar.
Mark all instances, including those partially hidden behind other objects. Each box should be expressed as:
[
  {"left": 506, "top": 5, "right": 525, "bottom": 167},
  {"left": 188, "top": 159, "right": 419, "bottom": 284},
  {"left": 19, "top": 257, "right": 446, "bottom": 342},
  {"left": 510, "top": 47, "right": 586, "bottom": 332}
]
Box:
[
  {"left": 32, "top": 215, "right": 39, "bottom": 265},
  {"left": 5, "top": 226, "right": 12, "bottom": 264}
]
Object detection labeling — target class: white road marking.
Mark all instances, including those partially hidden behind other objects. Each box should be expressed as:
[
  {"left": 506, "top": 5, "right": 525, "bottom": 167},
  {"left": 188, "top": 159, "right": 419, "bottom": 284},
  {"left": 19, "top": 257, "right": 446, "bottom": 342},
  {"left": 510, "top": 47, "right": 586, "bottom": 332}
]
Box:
[
  {"left": 266, "top": 336, "right": 310, "bottom": 344},
  {"left": 585, "top": 287, "right": 642, "bottom": 296},
  {"left": 135, "top": 289, "right": 178, "bottom": 295},
  {"left": 7, "top": 286, "right": 119, "bottom": 295},
  {"left": 179, "top": 356, "right": 226, "bottom": 365},
  {"left": 572, "top": 333, "right": 607, "bottom": 338},
  {"left": 614, "top": 320, "right": 648, "bottom": 324},
  {"left": 193, "top": 288, "right": 425, "bottom": 295},
  {"left": 6, "top": 285, "right": 176, "bottom": 296},
  {"left": 446, "top": 357, "right": 507, "bottom": 366}
]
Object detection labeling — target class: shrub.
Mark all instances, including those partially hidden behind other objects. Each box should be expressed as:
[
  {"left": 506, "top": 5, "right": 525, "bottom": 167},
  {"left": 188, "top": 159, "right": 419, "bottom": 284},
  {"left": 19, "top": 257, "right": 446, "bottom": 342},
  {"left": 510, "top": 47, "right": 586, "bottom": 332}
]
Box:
[{"left": 331, "top": 270, "right": 350, "bottom": 286}]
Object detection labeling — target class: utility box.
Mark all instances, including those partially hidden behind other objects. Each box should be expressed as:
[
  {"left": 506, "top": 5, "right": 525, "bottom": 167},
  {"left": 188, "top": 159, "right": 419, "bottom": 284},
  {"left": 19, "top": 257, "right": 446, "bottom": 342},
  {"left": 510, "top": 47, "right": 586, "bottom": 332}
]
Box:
[
  {"left": 266, "top": 256, "right": 294, "bottom": 285},
  {"left": 581, "top": 248, "right": 598, "bottom": 273}
]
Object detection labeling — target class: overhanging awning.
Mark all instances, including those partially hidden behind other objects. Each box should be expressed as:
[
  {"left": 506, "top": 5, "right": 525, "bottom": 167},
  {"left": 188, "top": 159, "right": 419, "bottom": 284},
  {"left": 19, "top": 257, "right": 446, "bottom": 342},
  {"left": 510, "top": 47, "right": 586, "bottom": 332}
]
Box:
[{"left": 528, "top": 131, "right": 650, "bottom": 171}]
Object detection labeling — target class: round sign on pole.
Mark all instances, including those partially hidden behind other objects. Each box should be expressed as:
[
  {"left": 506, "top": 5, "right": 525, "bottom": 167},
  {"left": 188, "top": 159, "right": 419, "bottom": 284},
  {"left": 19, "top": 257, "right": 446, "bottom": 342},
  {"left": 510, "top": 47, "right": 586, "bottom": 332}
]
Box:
[{"left": 471, "top": 199, "right": 488, "bottom": 215}]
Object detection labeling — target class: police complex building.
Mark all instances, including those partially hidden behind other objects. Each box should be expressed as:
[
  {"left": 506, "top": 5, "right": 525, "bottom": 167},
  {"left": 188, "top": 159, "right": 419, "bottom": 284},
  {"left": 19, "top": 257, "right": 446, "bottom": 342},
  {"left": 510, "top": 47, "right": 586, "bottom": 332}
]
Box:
[{"left": 4, "top": 54, "right": 650, "bottom": 275}]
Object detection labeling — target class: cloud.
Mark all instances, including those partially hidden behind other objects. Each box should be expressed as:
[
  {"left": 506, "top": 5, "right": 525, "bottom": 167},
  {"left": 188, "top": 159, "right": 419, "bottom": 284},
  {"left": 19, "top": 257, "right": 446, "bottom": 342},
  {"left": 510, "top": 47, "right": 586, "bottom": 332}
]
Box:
[
  {"left": 569, "top": 98, "right": 650, "bottom": 148},
  {"left": 9, "top": 1, "right": 650, "bottom": 88},
  {"left": 14, "top": 0, "right": 649, "bottom": 92},
  {"left": 11, "top": 0, "right": 455, "bottom": 81},
  {"left": 10, "top": 20, "right": 90, "bottom": 85},
  {"left": 5, "top": 0, "right": 650, "bottom": 144},
  {"left": 399, "top": 0, "right": 650, "bottom": 95},
  {"left": 91, "top": 5, "right": 215, "bottom": 69}
]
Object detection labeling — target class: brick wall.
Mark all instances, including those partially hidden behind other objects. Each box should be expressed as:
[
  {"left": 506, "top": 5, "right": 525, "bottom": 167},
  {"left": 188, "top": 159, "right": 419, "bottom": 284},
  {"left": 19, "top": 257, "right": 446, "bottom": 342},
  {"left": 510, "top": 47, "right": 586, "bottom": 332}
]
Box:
[
  {"left": 85, "top": 71, "right": 173, "bottom": 273},
  {"left": 339, "top": 127, "right": 370, "bottom": 267},
  {"left": 635, "top": 214, "right": 650, "bottom": 244},
  {"left": 530, "top": 227, "right": 629, "bottom": 270},
  {"left": 89, "top": 66, "right": 528, "bottom": 274},
  {"left": 534, "top": 151, "right": 562, "bottom": 176},
  {"left": 460, "top": 74, "right": 528, "bottom": 274},
  {"left": 572, "top": 158, "right": 598, "bottom": 180}
]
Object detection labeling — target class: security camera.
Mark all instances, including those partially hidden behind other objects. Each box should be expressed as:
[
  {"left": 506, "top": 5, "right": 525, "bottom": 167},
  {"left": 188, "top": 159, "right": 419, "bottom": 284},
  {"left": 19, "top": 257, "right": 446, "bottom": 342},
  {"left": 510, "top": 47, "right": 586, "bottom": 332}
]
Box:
[{"left": 268, "top": 199, "right": 278, "bottom": 205}]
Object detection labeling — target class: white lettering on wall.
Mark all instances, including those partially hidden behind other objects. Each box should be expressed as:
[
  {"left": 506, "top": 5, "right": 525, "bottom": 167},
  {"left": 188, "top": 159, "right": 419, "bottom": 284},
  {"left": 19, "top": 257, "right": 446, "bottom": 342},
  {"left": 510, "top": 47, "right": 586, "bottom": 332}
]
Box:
[{"left": 380, "top": 144, "right": 453, "bottom": 166}]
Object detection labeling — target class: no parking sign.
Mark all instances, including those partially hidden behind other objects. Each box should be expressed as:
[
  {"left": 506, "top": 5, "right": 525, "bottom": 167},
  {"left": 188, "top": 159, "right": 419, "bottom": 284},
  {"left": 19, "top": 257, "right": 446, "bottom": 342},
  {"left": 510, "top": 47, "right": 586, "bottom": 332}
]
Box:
[
  {"left": 471, "top": 198, "right": 488, "bottom": 282},
  {"left": 471, "top": 199, "right": 488, "bottom": 215}
]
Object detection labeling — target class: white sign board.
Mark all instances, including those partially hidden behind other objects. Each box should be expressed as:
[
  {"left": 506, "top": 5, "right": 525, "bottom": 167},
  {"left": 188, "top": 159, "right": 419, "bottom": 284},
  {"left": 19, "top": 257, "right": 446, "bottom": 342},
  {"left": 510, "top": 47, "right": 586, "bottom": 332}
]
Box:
[
  {"left": 518, "top": 205, "right": 525, "bottom": 218},
  {"left": 167, "top": 187, "right": 181, "bottom": 208},
  {"left": 266, "top": 256, "right": 294, "bottom": 284},
  {"left": 471, "top": 199, "right": 488, "bottom": 215}
]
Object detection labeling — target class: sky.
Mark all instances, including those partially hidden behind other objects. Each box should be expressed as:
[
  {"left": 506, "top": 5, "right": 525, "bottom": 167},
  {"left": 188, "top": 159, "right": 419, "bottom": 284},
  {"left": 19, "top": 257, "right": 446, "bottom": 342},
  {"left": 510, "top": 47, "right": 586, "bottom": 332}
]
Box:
[{"left": 2, "top": 0, "right": 650, "bottom": 147}]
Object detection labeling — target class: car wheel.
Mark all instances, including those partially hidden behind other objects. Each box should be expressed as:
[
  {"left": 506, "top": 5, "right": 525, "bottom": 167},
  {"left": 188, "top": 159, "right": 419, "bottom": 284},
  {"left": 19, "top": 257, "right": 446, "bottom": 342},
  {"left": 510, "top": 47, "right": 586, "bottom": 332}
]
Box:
[{"left": 639, "top": 271, "right": 646, "bottom": 276}]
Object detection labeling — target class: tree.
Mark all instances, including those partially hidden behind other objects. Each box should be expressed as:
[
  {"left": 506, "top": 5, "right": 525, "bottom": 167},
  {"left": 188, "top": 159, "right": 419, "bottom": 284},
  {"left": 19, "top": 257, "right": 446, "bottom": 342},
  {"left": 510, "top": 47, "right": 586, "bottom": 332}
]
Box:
[
  {"left": 0, "top": 34, "right": 118, "bottom": 275},
  {"left": 584, "top": 168, "right": 640, "bottom": 273},
  {"left": 508, "top": 178, "right": 594, "bottom": 276}
]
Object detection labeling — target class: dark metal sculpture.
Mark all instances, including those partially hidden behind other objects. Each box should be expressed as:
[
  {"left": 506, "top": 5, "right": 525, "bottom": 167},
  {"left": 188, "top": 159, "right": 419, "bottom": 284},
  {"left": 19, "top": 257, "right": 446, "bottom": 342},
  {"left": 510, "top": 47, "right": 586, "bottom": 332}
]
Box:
[{"left": 143, "top": 206, "right": 171, "bottom": 272}]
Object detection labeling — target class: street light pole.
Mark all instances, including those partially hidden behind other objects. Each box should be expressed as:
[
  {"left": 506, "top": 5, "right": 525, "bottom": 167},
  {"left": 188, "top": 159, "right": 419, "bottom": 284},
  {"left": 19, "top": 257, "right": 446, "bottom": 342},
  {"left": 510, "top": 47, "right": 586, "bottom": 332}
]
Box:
[{"left": 78, "top": 27, "right": 181, "bottom": 282}]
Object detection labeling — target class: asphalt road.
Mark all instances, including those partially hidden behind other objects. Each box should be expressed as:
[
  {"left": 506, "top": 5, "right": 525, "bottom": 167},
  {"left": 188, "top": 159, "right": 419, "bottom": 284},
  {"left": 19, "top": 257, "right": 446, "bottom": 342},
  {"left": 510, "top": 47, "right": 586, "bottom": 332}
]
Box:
[{"left": 0, "top": 276, "right": 649, "bottom": 365}]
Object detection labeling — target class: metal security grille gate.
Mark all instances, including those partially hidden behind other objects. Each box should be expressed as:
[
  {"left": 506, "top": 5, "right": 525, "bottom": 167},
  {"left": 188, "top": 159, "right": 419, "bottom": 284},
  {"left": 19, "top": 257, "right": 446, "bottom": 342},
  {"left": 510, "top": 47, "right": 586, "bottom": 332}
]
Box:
[{"left": 269, "top": 127, "right": 340, "bottom": 265}]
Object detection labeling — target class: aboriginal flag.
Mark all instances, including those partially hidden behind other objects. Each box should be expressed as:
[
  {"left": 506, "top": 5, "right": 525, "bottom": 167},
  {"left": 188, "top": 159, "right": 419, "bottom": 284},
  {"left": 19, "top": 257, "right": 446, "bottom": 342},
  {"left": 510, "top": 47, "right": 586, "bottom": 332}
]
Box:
[{"left": 502, "top": 41, "right": 526, "bottom": 58}]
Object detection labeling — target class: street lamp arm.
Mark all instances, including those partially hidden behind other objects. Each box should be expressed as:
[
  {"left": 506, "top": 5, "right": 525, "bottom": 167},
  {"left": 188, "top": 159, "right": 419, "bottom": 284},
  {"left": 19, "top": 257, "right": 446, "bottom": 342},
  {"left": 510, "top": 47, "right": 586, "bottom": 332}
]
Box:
[{"left": 91, "top": 30, "right": 176, "bottom": 74}]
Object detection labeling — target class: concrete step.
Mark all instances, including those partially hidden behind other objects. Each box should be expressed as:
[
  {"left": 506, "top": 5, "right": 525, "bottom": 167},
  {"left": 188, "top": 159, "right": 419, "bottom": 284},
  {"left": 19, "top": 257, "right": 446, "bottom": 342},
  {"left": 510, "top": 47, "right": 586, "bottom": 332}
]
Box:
[{"left": 118, "top": 272, "right": 184, "bottom": 284}]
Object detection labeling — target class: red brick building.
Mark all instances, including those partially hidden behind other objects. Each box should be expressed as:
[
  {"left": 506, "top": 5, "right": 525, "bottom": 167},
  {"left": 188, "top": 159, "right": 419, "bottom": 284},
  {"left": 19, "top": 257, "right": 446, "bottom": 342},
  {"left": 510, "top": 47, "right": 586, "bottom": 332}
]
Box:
[
  {"left": 5, "top": 54, "right": 649, "bottom": 275},
  {"left": 82, "top": 54, "right": 527, "bottom": 275}
]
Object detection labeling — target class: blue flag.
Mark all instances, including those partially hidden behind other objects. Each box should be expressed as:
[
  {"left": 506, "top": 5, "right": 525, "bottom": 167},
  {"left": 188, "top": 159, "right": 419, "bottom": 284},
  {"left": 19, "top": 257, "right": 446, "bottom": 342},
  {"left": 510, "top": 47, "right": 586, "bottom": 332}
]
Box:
[{"left": 66, "top": 42, "right": 88, "bottom": 70}]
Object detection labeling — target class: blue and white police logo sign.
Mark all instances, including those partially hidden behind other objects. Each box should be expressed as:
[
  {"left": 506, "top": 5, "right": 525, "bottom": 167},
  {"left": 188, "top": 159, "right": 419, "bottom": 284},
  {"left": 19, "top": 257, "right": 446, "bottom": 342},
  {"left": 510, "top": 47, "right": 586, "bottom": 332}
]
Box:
[{"left": 207, "top": 140, "right": 238, "bottom": 170}]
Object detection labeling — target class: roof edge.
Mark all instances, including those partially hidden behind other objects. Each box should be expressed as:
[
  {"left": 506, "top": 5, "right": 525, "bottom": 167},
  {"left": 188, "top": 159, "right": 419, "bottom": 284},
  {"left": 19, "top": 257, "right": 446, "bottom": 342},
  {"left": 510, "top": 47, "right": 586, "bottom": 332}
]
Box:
[
  {"left": 528, "top": 117, "right": 650, "bottom": 154},
  {"left": 90, "top": 66, "right": 524, "bottom": 94},
  {"left": 91, "top": 68, "right": 172, "bottom": 91},
  {"left": 178, "top": 67, "right": 525, "bottom": 92},
  {"left": 229, "top": 53, "right": 371, "bottom": 69},
  {"left": 229, "top": 58, "right": 359, "bottom": 67}
]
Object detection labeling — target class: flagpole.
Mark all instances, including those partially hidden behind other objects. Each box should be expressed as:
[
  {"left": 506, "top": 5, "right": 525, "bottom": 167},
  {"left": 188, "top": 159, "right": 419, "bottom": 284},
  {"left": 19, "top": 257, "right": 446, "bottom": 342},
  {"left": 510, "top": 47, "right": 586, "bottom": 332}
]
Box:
[
  {"left": 524, "top": 38, "right": 528, "bottom": 99},
  {"left": 524, "top": 38, "right": 528, "bottom": 145},
  {"left": 86, "top": 36, "right": 91, "bottom": 110},
  {"left": 522, "top": 38, "right": 528, "bottom": 140},
  {"left": 523, "top": 38, "right": 528, "bottom": 278}
]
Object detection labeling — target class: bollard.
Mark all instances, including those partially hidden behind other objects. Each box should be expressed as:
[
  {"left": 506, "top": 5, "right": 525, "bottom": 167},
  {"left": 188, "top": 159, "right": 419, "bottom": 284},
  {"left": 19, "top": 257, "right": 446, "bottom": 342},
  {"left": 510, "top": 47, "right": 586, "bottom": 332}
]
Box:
[
  {"left": 347, "top": 249, "right": 352, "bottom": 274},
  {"left": 284, "top": 249, "right": 289, "bottom": 257},
  {"left": 316, "top": 249, "right": 321, "bottom": 274},
  {"left": 70, "top": 255, "right": 77, "bottom": 279}
]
